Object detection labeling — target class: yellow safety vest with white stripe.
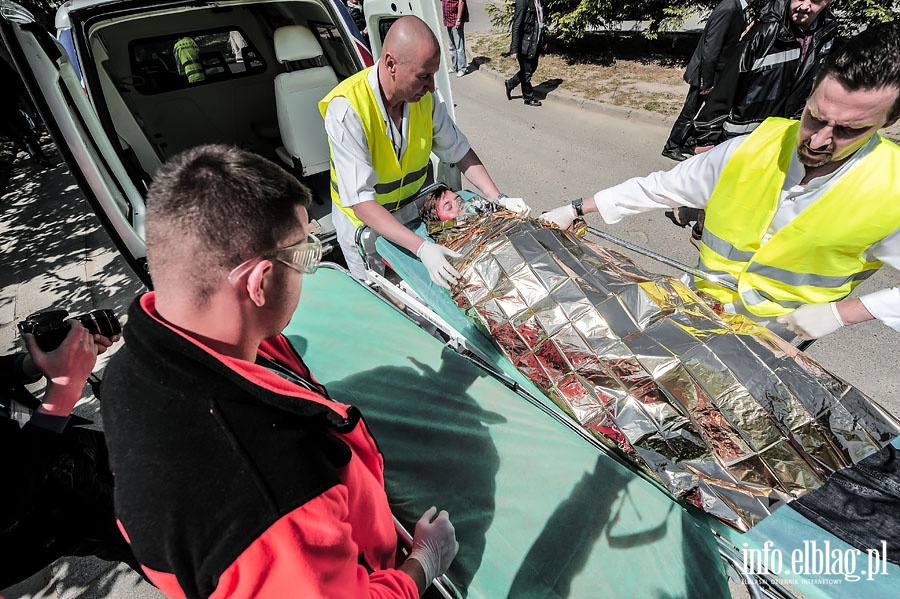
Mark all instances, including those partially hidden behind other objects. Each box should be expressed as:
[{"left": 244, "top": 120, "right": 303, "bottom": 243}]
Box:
[
  {"left": 173, "top": 38, "right": 205, "bottom": 83},
  {"left": 318, "top": 68, "right": 433, "bottom": 227},
  {"left": 697, "top": 117, "right": 900, "bottom": 318}
]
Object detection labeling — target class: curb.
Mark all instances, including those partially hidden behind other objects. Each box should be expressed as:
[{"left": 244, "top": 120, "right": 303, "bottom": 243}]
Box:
[{"left": 471, "top": 62, "right": 677, "bottom": 129}]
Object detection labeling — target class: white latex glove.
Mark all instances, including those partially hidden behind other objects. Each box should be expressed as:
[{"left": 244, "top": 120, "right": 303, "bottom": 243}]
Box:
[
  {"left": 417, "top": 241, "right": 462, "bottom": 289},
  {"left": 540, "top": 204, "right": 578, "bottom": 229},
  {"left": 496, "top": 196, "right": 532, "bottom": 217},
  {"left": 776, "top": 302, "right": 845, "bottom": 340},
  {"left": 408, "top": 506, "right": 459, "bottom": 584}
]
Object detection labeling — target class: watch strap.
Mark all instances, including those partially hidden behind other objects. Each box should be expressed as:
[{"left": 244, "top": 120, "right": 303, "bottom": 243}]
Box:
[{"left": 572, "top": 198, "right": 584, "bottom": 217}]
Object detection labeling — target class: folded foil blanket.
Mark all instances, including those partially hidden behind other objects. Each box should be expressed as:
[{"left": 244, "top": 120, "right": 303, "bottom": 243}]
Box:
[{"left": 431, "top": 213, "right": 900, "bottom": 530}]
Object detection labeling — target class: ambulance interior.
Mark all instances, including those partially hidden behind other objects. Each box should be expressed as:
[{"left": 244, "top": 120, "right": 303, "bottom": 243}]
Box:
[{"left": 79, "top": 0, "right": 364, "bottom": 232}]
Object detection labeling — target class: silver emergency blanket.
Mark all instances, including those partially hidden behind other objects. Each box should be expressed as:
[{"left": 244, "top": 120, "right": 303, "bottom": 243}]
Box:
[{"left": 431, "top": 213, "right": 900, "bottom": 531}]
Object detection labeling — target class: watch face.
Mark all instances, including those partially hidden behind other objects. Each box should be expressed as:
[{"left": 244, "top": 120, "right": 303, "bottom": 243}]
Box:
[{"left": 572, "top": 198, "right": 584, "bottom": 216}]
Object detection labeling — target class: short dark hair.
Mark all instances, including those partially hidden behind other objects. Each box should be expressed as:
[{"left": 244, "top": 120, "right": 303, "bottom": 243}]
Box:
[
  {"left": 146, "top": 145, "right": 311, "bottom": 300},
  {"left": 813, "top": 21, "right": 900, "bottom": 120}
]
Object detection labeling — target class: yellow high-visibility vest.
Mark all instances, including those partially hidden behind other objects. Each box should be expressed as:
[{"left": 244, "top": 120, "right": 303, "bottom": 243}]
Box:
[
  {"left": 173, "top": 37, "right": 205, "bottom": 83},
  {"left": 697, "top": 117, "right": 900, "bottom": 318},
  {"left": 319, "top": 68, "right": 433, "bottom": 227}
]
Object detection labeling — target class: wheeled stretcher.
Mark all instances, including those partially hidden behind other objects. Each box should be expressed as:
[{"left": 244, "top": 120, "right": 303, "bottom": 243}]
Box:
[{"left": 285, "top": 263, "right": 900, "bottom": 599}]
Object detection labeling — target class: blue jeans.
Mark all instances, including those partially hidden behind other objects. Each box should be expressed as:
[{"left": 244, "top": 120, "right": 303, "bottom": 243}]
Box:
[
  {"left": 792, "top": 444, "right": 900, "bottom": 565},
  {"left": 447, "top": 24, "right": 466, "bottom": 72}
]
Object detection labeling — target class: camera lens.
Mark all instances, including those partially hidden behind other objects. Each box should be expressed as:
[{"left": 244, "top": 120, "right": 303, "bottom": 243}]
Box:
[{"left": 75, "top": 310, "right": 122, "bottom": 338}]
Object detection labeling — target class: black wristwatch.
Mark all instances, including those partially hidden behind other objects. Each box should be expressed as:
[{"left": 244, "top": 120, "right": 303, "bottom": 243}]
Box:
[{"left": 571, "top": 198, "right": 584, "bottom": 217}]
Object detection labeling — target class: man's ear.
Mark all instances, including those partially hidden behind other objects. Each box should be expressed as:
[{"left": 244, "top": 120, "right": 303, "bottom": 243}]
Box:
[
  {"left": 246, "top": 260, "right": 274, "bottom": 308},
  {"left": 384, "top": 52, "right": 396, "bottom": 74}
]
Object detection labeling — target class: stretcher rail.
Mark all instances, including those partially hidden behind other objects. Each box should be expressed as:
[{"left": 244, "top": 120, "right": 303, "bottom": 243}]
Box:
[{"left": 585, "top": 225, "right": 738, "bottom": 292}]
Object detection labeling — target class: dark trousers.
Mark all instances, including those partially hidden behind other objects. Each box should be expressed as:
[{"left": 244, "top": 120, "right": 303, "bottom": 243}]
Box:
[
  {"left": 0, "top": 104, "right": 45, "bottom": 160},
  {"left": 792, "top": 445, "right": 900, "bottom": 565},
  {"left": 1, "top": 425, "right": 141, "bottom": 588},
  {"left": 508, "top": 54, "right": 540, "bottom": 101},
  {"left": 663, "top": 85, "right": 704, "bottom": 152}
]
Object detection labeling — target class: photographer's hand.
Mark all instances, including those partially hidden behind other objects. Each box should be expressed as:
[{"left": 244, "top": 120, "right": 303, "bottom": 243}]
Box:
[{"left": 24, "top": 321, "right": 101, "bottom": 417}]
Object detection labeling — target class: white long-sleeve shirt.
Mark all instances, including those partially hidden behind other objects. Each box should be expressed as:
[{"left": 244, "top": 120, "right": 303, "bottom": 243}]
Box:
[{"left": 592, "top": 133, "right": 900, "bottom": 331}]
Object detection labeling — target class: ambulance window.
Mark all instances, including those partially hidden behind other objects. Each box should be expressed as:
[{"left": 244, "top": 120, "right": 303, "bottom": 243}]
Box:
[
  {"left": 310, "top": 21, "right": 356, "bottom": 79},
  {"left": 128, "top": 28, "right": 266, "bottom": 95},
  {"left": 376, "top": 18, "right": 398, "bottom": 45}
]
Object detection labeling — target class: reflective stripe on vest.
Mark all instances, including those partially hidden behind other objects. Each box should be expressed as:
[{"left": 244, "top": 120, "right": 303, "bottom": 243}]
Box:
[
  {"left": 174, "top": 38, "right": 205, "bottom": 83},
  {"left": 319, "top": 68, "right": 433, "bottom": 227},
  {"left": 697, "top": 117, "right": 900, "bottom": 318}
]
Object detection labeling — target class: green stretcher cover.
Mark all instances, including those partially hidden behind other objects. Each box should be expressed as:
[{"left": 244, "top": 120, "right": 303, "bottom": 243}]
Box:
[
  {"left": 373, "top": 216, "right": 900, "bottom": 598},
  {"left": 286, "top": 267, "right": 728, "bottom": 598}
]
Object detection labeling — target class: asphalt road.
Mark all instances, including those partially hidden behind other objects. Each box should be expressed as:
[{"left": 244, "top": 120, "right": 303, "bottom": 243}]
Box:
[{"left": 445, "top": 16, "right": 900, "bottom": 420}]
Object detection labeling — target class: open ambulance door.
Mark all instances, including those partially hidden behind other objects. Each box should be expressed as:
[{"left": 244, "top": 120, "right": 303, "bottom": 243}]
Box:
[
  {"left": 364, "top": 0, "right": 462, "bottom": 189},
  {"left": 0, "top": 2, "right": 152, "bottom": 289}
]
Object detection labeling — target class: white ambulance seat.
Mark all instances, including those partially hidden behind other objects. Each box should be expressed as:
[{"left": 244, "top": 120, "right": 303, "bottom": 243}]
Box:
[{"left": 273, "top": 25, "right": 337, "bottom": 177}]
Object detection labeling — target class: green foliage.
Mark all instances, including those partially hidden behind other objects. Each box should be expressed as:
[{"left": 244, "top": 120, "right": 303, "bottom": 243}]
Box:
[
  {"left": 487, "top": 0, "right": 900, "bottom": 43},
  {"left": 839, "top": 0, "right": 900, "bottom": 34}
]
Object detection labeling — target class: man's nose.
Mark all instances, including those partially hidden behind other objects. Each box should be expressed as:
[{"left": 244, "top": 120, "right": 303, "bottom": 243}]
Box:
[
  {"left": 425, "top": 76, "right": 436, "bottom": 93},
  {"left": 809, "top": 125, "right": 833, "bottom": 148}
]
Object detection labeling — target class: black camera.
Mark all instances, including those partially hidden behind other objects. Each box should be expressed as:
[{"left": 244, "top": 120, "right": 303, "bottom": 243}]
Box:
[{"left": 17, "top": 309, "right": 121, "bottom": 352}]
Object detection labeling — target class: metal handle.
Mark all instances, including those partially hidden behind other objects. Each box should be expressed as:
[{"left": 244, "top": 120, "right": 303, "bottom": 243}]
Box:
[{"left": 585, "top": 225, "right": 738, "bottom": 292}]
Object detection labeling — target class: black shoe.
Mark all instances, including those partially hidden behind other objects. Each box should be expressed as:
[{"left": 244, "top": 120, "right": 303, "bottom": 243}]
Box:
[
  {"left": 504, "top": 79, "right": 514, "bottom": 101},
  {"left": 661, "top": 148, "right": 688, "bottom": 162},
  {"left": 524, "top": 99, "right": 542, "bottom": 107}
]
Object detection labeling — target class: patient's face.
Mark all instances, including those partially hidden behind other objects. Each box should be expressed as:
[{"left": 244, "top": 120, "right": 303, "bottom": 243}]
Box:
[{"left": 435, "top": 190, "right": 464, "bottom": 221}]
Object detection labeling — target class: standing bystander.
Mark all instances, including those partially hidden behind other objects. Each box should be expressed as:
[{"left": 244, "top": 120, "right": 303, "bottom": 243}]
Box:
[
  {"left": 0, "top": 56, "right": 50, "bottom": 167},
  {"left": 345, "top": 0, "right": 368, "bottom": 44},
  {"left": 443, "top": 0, "right": 468, "bottom": 77},
  {"left": 692, "top": 0, "right": 836, "bottom": 149},
  {"left": 662, "top": 0, "right": 752, "bottom": 162},
  {"left": 504, "top": 0, "right": 544, "bottom": 107}
]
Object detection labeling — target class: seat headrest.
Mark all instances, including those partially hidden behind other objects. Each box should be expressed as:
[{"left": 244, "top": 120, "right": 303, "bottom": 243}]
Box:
[{"left": 274, "top": 26, "right": 323, "bottom": 63}]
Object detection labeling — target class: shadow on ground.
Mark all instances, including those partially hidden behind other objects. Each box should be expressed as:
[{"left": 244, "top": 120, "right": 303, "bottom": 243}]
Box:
[
  {"left": 0, "top": 137, "right": 144, "bottom": 353},
  {"left": 551, "top": 30, "right": 700, "bottom": 68},
  {"left": 533, "top": 78, "right": 564, "bottom": 100}
]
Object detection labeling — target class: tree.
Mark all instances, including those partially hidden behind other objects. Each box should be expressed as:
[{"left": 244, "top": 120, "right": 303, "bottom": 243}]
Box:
[{"left": 489, "top": 0, "right": 900, "bottom": 43}]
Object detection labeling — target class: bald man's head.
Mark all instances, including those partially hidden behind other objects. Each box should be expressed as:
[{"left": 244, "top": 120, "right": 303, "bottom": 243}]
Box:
[
  {"left": 382, "top": 15, "right": 440, "bottom": 64},
  {"left": 379, "top": 16, "right": 441, "bottom": 105}
]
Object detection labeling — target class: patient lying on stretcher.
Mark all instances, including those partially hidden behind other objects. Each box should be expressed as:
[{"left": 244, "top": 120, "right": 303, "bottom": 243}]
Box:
[
  {"left": 416, "top": 186, "right": 900, "bottom": 532},
  {"left": 419, "top": 184, "right": 503, "bottom": 227}
]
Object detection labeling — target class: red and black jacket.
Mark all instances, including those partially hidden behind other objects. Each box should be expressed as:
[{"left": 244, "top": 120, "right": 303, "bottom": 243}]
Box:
[{"left": 101, "top": 293, "right": 417, "bottom": 598}]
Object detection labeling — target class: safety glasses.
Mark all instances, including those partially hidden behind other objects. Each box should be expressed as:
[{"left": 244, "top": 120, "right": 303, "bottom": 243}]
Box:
[{"left": 228, "top": 234, "right": 322, "bottom": 283}]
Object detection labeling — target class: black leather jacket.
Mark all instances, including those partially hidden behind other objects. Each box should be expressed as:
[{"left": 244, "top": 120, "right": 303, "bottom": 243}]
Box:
[
  {"left": 509, "top": 0, "right": 543, "bottom": 60},
  {"left": 693, "top": 0, "right": 837, "bottom": 144}
]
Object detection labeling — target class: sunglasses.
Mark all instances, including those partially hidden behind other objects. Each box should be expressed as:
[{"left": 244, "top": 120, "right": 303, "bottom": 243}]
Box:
[{"left": 228, "top": 234, "right": 322, "bottom": 283}]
